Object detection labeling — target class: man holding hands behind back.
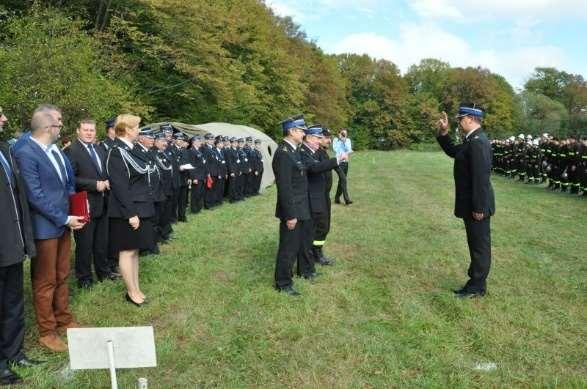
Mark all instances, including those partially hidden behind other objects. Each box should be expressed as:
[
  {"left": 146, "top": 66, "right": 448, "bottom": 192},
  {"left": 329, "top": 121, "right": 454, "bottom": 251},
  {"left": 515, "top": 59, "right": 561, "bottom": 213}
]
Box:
[{"left": 436, "top": 104, "right": 495, "bottom": 298}]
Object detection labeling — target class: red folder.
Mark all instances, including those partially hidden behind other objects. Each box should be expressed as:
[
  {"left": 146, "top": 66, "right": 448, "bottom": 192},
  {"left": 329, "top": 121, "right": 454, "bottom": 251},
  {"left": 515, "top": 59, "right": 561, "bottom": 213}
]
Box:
[
  {"left": 69, "top": 191, "right": 90, "bottom": 223},
  {"left": 206, "top": 175, "right": 214, "bottom": 189}
]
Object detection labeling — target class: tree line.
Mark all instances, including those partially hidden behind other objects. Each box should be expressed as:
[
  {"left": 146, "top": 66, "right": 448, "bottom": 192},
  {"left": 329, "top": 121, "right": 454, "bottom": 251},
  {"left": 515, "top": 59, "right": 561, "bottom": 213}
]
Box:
[{"left": 1, "top": 1, "right": 585, "bottom": 147}]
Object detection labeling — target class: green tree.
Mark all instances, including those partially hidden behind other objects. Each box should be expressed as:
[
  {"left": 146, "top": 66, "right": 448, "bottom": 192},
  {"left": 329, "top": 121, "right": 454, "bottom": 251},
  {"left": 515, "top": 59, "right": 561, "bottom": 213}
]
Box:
[
  {"left": 0, "top": 5, "right": 149, "bottom": 138},
  {"left": 520, "top": 92, "right": 569, "bottom": 137}
]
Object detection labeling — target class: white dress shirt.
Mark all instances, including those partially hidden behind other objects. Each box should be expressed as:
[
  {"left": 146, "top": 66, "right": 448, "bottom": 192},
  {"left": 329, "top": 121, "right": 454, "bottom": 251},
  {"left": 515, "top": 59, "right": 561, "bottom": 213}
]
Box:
[{"left": 30, "top": 136, "right": 68, "bottom": 183}]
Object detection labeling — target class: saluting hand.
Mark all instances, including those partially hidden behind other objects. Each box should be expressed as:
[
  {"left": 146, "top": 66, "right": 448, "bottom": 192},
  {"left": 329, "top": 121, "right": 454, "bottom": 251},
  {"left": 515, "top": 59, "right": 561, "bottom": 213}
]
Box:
[
  {"left": 286, "top": 218, "right": 297, "bottom": 230},
  {"left": 437, "top": 111, "right": 449, "bottom": 136}
]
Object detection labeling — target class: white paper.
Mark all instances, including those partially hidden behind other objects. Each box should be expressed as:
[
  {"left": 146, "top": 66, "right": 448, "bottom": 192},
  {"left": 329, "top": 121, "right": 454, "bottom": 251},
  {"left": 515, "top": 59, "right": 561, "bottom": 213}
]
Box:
[{"left": 179, "top": 164, "right": 195, "bottom": 171}]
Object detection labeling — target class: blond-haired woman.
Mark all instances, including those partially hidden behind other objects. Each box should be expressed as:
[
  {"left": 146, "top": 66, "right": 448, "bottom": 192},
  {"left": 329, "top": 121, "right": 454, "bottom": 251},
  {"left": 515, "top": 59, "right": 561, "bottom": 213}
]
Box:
[{"left": 106, "top": 114, "right": 156, "bottom": 306}]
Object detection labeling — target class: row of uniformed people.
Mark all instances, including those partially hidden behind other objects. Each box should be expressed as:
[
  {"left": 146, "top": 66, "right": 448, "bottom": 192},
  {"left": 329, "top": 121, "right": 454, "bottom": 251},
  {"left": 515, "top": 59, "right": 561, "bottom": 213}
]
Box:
[
  {"left": 98, "top": 117, "right": 267, "bottom": 306},
  {"left": 272, "top": 114, "right": 348, "bottom": 296},
  {"left": 492, "top": 134, "right": 587, "bottom": 195}
]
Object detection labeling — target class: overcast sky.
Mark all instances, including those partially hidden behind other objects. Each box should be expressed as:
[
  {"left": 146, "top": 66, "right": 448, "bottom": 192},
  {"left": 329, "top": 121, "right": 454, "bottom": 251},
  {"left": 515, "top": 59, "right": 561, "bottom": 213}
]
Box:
[{"left": 267, "top": 0, "right": 587, "bottom": 90}]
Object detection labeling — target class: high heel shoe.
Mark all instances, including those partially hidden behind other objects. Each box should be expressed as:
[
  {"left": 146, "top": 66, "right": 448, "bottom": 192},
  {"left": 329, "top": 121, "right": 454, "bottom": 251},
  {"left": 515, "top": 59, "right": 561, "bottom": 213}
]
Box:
[{"left": 125, "top": 293, "right": 143, "bottom": 307}]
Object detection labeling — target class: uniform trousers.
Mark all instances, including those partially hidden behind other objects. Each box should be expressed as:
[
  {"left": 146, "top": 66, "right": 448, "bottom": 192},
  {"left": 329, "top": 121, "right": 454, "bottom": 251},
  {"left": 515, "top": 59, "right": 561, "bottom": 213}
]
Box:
[
  {"left": 73, "top": 213, "right": 110, "bottom": 282},
  {"left": 463, "top": 216, "right": 491, "bottom": 292},
  {"left": 177, "top": 185, "right": 189, "bottom": 221},
  {"left": 190, "top": 180, "right": 205, "bottom": 213},
  {"left": 275, "top": 219, "right": 314, "bottom": 289}
]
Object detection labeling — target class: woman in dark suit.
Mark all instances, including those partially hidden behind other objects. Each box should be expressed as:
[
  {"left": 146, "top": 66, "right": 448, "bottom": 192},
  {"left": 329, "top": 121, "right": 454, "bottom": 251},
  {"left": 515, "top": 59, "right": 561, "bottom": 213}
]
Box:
[{"left": 106, "top": 114, "right": 155, "bottom": 306}]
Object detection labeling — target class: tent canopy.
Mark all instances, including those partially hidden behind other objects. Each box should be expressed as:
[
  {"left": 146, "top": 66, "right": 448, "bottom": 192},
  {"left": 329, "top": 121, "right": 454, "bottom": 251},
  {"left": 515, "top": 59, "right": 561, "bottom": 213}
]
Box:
[{"left": 145, "top": 122, "right": 277, "bottom": 190}]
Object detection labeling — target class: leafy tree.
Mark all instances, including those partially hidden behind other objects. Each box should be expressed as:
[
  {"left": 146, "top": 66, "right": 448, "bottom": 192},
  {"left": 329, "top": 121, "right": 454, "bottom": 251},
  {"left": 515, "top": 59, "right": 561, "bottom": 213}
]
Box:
[{"left": 0, "top": 5, "right": 149, "bottom": 139}]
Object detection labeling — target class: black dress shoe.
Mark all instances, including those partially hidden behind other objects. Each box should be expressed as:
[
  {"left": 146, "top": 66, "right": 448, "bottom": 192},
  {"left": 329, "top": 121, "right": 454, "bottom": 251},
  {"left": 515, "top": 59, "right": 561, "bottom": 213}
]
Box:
[
  {"left": 9, "top": 356, "right": 45, "bottom": 367},
  {"left": 455, "top": 290, "right": 486, "bottom": 299},
  {"left": 344, "top": 200, "right": 353, "bottom": 205},
  {"left": 317, "top": 256, "right": 335, "bottom": 266},
  {"left": 334, "top": 198, "right": 342, "bottom": 204},
  {"left": 125, "top": 293, "right": 143, "bottom": 307},
  {"left": 0, "top": 368, "right": 22, "bottom": 385},
  {"left": 277, "top": 286, "right": 301, "bottom": 296}
]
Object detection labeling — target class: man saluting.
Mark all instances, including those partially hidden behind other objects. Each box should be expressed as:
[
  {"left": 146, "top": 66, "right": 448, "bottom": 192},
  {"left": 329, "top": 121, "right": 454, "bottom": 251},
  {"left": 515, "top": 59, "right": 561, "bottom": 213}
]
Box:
[{"left": 436, "top": 104, "right": 495, "bottom": 298}]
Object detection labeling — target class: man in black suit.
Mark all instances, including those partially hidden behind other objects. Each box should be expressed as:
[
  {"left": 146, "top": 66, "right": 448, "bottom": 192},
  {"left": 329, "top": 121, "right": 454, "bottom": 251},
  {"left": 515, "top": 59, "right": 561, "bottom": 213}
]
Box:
[
  {"left": 172, "top": 133, "right": 191, "bottom": 222},
  {"left": 273, "top": 114, "right": 314, "bottom": 296},
  {"left": 135, "top": 127, "right": 162, "bottom": 254},
  {"left": 188, "top": 135, "right": 207, "bottom": 212},
  {"left": 65, "top": 119, "right": 115, "bottom": 288},
  {"left": 301, "top": 125, "right": 346, "bottom": 267},
  {"left": 153, "top": 132, "right": 174, "bottom": 241},
  {"left": 100, "top": 116, "right": 118, "bottom": 274},
  {"left": 436, "top": 104, "right": 495, "bottom": 298},
  {"left": 201, "top": 133, "right": 219, "bottom": 209},
  {"left": 0, "top": 107, "right": 43, "bottom": 385}
]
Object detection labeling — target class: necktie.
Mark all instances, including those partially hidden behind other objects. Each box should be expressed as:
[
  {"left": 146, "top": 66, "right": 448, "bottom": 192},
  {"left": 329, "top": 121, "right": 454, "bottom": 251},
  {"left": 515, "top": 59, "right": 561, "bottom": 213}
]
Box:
[
  {"left": 88, "top": 144, "right": 102, "bottom": 173},
  {"left": 0, "top": 151, "right": 14, "bottom": 187},
  {"left": 51, "top": 149, "right": 68, "bottom": 185}
]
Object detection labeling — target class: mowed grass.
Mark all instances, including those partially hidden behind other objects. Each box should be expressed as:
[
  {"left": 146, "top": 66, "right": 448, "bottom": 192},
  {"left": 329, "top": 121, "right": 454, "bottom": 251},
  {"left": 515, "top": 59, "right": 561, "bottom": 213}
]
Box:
[{"left": 17, "top": 151, "right": 587, "bottom": 388}]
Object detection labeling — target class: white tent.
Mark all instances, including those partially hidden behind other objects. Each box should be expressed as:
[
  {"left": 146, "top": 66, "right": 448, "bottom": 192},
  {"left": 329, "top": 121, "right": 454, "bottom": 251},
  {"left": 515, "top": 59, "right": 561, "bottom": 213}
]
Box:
[{"left": 145, "top": 122, "right": 277, "bottom": 190}]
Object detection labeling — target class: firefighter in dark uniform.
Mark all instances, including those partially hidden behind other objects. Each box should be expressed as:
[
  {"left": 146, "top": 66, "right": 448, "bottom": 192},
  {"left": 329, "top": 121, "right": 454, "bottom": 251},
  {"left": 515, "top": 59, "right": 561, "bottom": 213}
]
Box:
[
  {"left": 436, "top": 104, "right": 495, "bottom": 298},
  {"left": 173, "top": 133, "right": 190, "bottom": 222},
  {"left": 188, "top": 135, "right": 207, "bottom": 213},
  {"left": 243, "top": 137, "right": 255, "bottom": 197},
  {"left": 213, "top": 136, "right": 227, "bottom": 207},
  {"left": 100, "top": 116, "right": 119, "bottom": 274},
  {"left": 253, "top": 139, "right": 264, "bottom": 195},
  {"left": 236, "top": 138, "right": 248, "bottom": 201},
  {"left": 300, "top": 125, "right": 345, "bottom": 267},
  {"left": 225, "top": 137, "right": 240, "bottom": 203},
  {"left": 201, "top": 133, "right": 219, "bottom": 209},
  {"left": 162, "top": 124, "right": 180, "bottom": 223},
  {"left": 579, "top": 137, "right": 587, "bottom": 196},
  {"left": 134, "top": 127, "right": 161, "bottom": 254},
  {"left": 273, "top": 115, "right": 314, "bottom": 296},
  {"left": 222, "top": 137, "right": 232, "bottom": 199},
  {"left": 153, "top": 131, "right": 174, "bottom": 242},
  {"left": 101, "top": 117, "right": 117, "bottom": 152}
]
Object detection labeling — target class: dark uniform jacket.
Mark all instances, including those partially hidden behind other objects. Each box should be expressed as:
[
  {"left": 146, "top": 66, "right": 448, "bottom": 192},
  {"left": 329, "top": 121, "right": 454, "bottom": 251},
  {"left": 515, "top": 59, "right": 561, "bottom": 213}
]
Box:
[
  {"left": 0, "top": 142, "right": 36, "bottom": 265},
  {"left": 253, "top": 148, "right": 264, "bottom": 173},
  {"left": 106, "top": 138, "right": 155, "bottom": 219},
  {"left": 65, "top": 139, "right": 108, "bottom": 218},
  {"left": 154, "top": 149, "right": 174, "bottom": 198},
  {"left": 201, "top": 144, "right": 219, "bottom": 178},
  {"left": 187, "top": 147, "right": 207, "bottom": 181},
  {"left": 224, "top": 147, "right": 238, "bottom": 176},
  {"left": 437, "top": 128, "right": 496, "bottom": 218},
  {"left": 101, "top": 137, "right": 116, "bottom": 153},
  {"left": 163, "top": 146, "right": 180, "bottom": 190},
  {"left": 236, "top": 147, "right": 248, "bottom": 175},
  {"left": 134, "top": 144, "right": 166, "bottom": 203},
  {"left": 215, "top": 147, "right": 228, "bottom": 177},
  {"left": 300, "top": 144, "right": 338, "bottom": 213},
  {"left": 317, "top": 148, "right": 334, "bottom": 193},
  {"left": 272, "top": 140, "right": 311, "bottom": 221}
]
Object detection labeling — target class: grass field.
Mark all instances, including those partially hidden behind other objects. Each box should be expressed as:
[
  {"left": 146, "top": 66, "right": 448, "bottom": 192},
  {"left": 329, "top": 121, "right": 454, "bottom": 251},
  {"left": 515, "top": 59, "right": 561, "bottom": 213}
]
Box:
[{"left": 17, "top": 150, "right": 587, "bottom": 388}]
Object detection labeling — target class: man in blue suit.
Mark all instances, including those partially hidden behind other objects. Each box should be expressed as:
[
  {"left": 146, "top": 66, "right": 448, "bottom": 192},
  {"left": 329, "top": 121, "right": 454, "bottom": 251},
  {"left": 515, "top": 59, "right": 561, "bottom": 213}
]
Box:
[{"left": 14, "top": 109, "right": 86, "bottom": 352}]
